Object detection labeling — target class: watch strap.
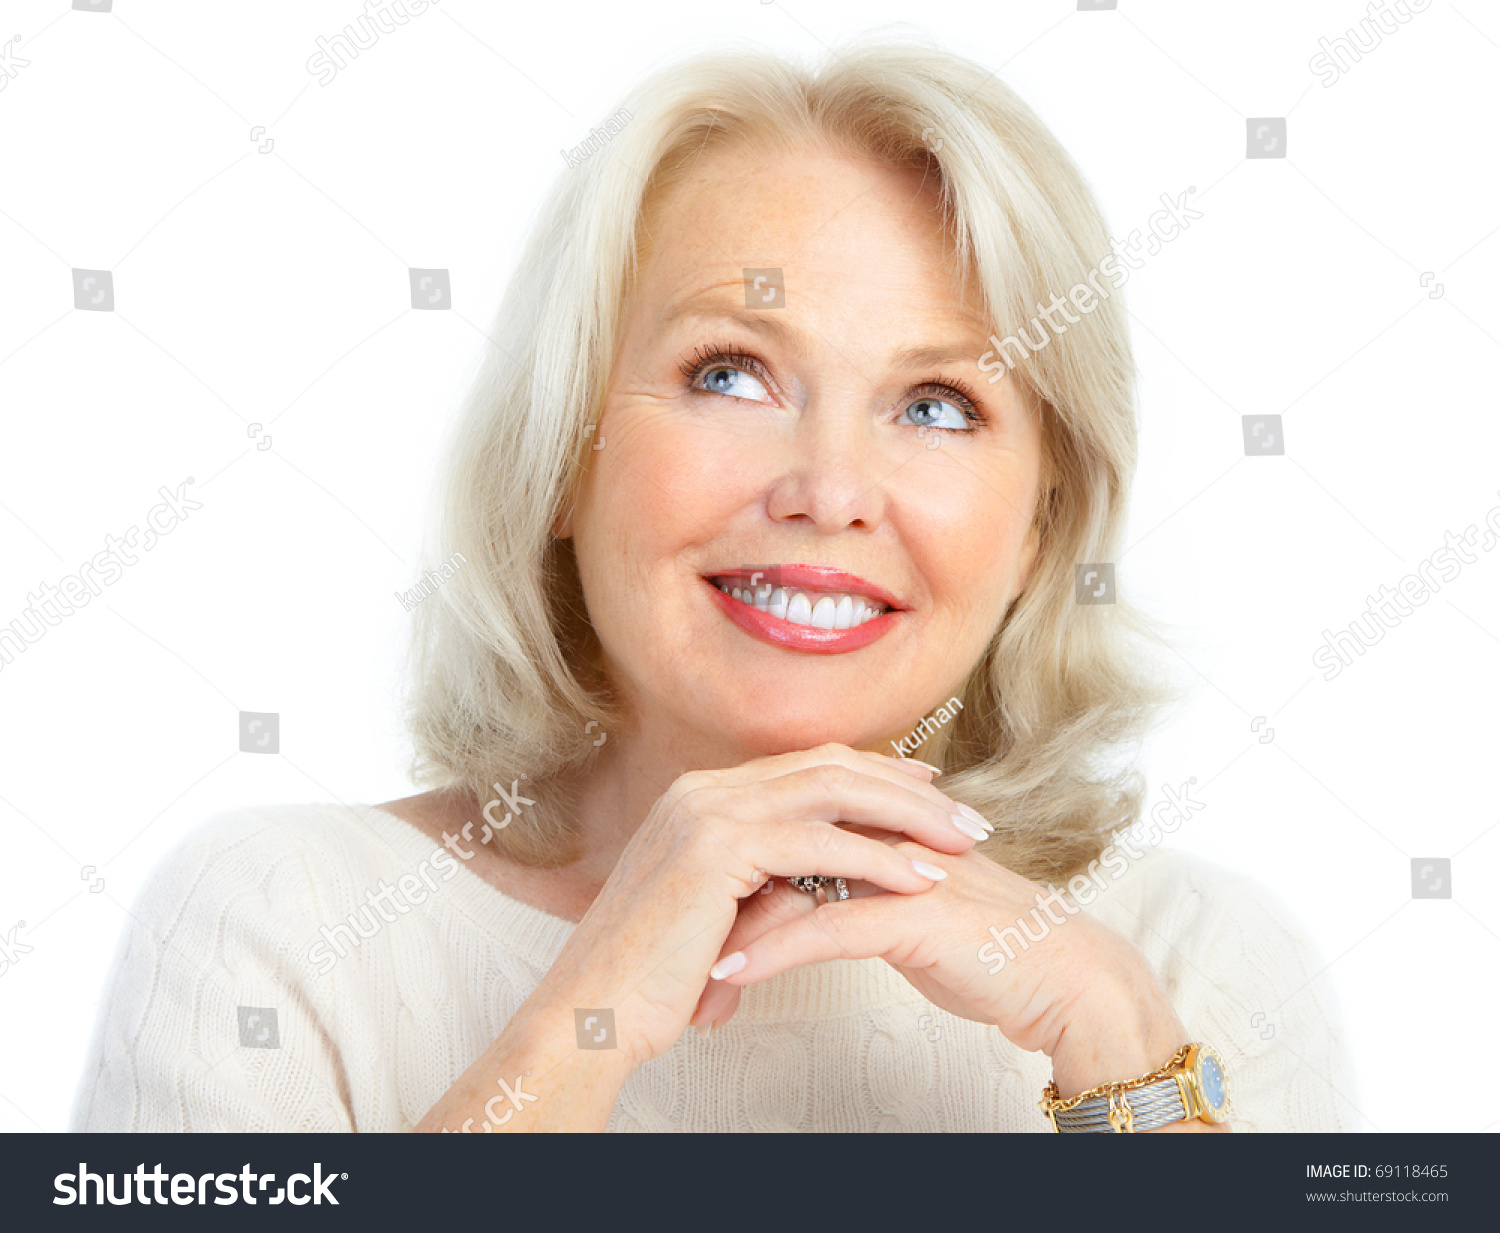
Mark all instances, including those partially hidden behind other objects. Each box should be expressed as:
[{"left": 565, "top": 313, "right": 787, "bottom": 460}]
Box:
[
  {"left": 1048, "top": 1074, "right": 1188, "bottom": 1133},
  {"left": 1039, "top": 1043, "right": 1210, "bottom": 1133}
]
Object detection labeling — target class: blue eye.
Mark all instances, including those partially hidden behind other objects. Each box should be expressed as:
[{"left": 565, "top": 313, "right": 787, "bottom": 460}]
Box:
[
  {"left": 903, "top": 396, "right": 969, "bottom": 431},
  {"left": 696, "top": 365, "right": 772, "bottom": 402}
]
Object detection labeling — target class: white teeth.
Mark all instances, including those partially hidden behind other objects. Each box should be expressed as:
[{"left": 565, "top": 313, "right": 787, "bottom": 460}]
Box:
[{"left": 713, "top": 578, "right": 889, "bottom": 630}]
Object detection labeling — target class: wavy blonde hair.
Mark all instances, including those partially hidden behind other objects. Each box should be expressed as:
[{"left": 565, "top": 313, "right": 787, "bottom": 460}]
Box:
[{"left": 401, "top": 39, "right": 1171, "bottom": 883}]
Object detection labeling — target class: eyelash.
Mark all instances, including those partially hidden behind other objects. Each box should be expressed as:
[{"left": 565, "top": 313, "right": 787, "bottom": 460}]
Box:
[{"left": 678, "top": 343, "right": 989, "bottom": 432}]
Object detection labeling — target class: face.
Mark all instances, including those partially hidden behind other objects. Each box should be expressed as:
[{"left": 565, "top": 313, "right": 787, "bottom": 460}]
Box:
[{"left": 559, "top": 136, "right": 1045, "bottom": 761}]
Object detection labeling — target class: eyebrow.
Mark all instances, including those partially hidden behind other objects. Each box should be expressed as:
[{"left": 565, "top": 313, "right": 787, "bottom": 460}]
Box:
[
  {"left": 660, "top": 304, "right": 986, "bottom": 371},
  {"left": 659, "top": 304, "right": 799, "bottom": 352},
  {"left": 888, "top": 343, "right": 985, "bottom": 369}
]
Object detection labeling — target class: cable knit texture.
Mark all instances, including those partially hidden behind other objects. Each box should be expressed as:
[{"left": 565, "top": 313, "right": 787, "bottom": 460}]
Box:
[{"left": 69, "top": 803, "right": 1360, "bottom": 1133}]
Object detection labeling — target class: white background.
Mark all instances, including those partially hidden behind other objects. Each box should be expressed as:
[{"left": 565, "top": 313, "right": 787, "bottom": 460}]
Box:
[{"left": 1, "top": 0, "right": 1496, "bottom": 1134}]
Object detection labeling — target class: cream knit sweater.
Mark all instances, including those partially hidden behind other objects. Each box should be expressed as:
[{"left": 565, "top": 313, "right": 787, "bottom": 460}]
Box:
[{"left": 69, "top": 803, "right": 1359, "bottom": 1133}]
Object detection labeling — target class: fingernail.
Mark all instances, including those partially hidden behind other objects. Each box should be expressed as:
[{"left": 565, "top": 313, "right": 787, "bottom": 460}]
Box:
[
  {"left": 891, "top": 757, "right": 942, "bottom": 776},
  {"left": 950, "top": 812, "right": 988, "bottom": 841},
  {"left": 695, "top": 1020, "right": 714, "bottom": 1038},
  {"left": 910, "top": 859, "right": 947, "bottom": 881},
  {"left": 710, "top": 951, "right": 748, "bottom": 980},
  {"left": 954, "top": 802, "right": 994, "bottom": 833}
]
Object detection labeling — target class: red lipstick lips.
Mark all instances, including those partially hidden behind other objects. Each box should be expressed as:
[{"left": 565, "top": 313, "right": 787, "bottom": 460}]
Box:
[{"left": 704, "top": 564, "right": 904, "bottom": 654}]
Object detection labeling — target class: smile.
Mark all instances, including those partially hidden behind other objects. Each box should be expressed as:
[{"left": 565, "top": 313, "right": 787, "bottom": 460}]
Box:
[
  {"left": 709, "top": 578, "right": 888, "bottom": 629},
  {"left": 702, "top": 566, "right": 903, "bottom": 654}
]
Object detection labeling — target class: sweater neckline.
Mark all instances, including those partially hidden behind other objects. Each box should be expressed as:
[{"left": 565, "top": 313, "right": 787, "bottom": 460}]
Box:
[
  {"left": 353, "top": 803, "right": 580, "bottom": 967},
  {"left": 349, "top": 803, "right": 940, "bottom": 1023}
]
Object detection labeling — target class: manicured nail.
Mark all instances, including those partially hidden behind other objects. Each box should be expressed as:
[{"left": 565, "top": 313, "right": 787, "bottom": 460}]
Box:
[
  {"left": 695, "top": 1020, "right": 714, "bottom": 1038},
  {"left": 950, "top": 812, "right": 988, "bottom": 841},
  {"left": 710, "top": 952, "right": 748, "bottom": 980},
  {"left": 901, "top": 758, "right": 943, "bottom": 776},
  {"left": 954, "top": 802, "right": 994, "bottom": 833},
  {"left": 910, "top": 859, "right": 947, "bottom": 881}
]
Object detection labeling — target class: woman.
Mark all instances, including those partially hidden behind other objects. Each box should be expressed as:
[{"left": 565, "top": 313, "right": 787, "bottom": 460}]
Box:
[{"left": 70, "top": 41, "right": 1354, "bottom": 1133}]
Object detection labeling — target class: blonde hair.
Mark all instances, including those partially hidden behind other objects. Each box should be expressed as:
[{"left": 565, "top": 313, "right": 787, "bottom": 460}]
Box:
[{"left": 402, "top": 38, "right": 1171, "bottom": 883}]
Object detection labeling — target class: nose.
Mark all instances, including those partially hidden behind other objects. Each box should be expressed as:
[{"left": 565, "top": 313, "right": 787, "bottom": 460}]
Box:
[{"left": 763, "top": 398, "right": 891, "bottom": 533}]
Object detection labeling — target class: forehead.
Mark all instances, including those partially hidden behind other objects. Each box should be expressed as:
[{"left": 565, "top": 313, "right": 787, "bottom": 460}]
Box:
[{"left": 633, "top": 135, "right": 984, "bottom": 325}]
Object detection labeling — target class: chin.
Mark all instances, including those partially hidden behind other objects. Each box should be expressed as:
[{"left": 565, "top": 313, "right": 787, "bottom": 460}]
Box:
[{"left": 713, "top": 710, "right": 895, "bottom": 759}]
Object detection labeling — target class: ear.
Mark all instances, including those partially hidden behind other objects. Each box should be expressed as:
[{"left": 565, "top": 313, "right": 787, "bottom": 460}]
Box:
[
  {"left": 1014, "top": 398, "right": 1051, "bottom": 596},
  {"left": 1015, "top": 514, "right": 1043, "bottom": 595}
]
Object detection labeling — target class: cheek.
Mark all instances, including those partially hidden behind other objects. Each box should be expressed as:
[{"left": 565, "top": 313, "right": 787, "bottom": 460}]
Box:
[
  {"left": 895, "top": 465, "right": 1037, "bottom": 613},
  {"left": 577, "top": 410, "right": 749, "bottom": 580}
]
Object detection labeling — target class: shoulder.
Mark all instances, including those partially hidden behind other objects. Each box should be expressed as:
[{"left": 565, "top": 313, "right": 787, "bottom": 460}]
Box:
[
  {"left": 1080, "top": 845, "right": 1361, "bottom": 1131},
  {"left": 71, "top": 803, "right": 472, "bottom": 1131},
  {"left": 146, "top": 804, "right": 438, "bottom": 882},
  {"left": 1080, "top": 844, "right": 1325, "bottom": 1000},
  {"left": 119, "top": 801, "right": 466, "bottom": 951}
]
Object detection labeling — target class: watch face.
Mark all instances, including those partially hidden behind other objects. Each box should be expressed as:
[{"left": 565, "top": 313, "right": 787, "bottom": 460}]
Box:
[{"left": 1200, "top": 1054, "right": 1226, "bottom": 1109}]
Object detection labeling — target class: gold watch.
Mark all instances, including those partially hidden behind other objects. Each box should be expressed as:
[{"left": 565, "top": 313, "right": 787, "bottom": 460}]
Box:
[{"left": 1039, "top": 1043, "right": 1232, "bottom": 1133}]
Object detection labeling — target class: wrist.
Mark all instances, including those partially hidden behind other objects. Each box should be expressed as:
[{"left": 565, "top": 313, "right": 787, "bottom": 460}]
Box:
[
  {"left": 516, "top": 977, "right": 654, "bottom": 1077},
  {"left": 1041, "top": 1041, "right": 1234, "bottom": 1134},
  {"left": 1046, "top": 941, "right": 1185, "bottom": 1098}
]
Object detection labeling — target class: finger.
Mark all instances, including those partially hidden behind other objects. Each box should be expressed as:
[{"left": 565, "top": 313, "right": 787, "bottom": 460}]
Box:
[
  {"left": 691, "top": 977, "right": 741, "bottom": 1033},
  {"left": 750, "top": 762, "right": 991, "bottom": 854},
  {"left": 712, "top": 744, "right": 986, "bottom": 839},
  {"left": 845, "top": 750, "right": 995, "bottom": 840},
  {"left": 745, "top": 816, "right": 953, "bottom": 896},
  {"left": 690, "top": 881, "right": 815, "bottom": 1031},
  {"left": 840, "top": 877, "right": 886, "bottom": 899},
  {"left": 868, "top": 753, "right": 942, "bottom": 780},
  {"left": 709, "top": 893, "right": 919, "bottom": 984}
]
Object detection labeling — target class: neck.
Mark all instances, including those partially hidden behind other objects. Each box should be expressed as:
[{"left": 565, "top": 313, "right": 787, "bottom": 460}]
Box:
[{"left": 564, "top": 714, "right": 907, "bottom": 881}]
